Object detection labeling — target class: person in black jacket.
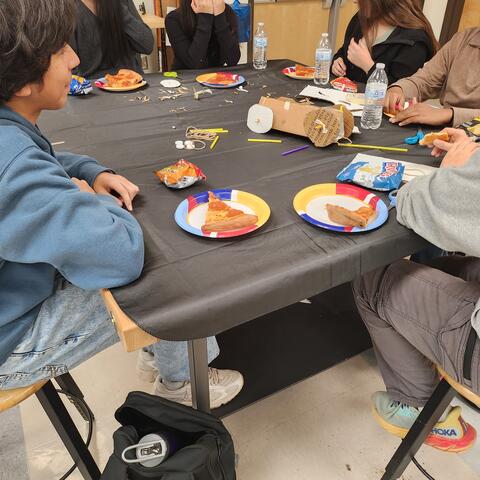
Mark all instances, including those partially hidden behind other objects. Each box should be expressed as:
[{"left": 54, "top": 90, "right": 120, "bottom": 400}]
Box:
[
  {"left": 71, "top": 0, "right": 154, "bottom": 79},
  {"left": 332, "top": 0, "right": 437, "bottom": 85},
  {"left": 165, "top": 0, "right": 240, "bottom": 70}
]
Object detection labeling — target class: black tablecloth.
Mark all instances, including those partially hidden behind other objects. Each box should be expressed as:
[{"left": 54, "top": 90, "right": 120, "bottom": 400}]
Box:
[{"left": 40, "top": 60, "right": 431, "bottom": 341}]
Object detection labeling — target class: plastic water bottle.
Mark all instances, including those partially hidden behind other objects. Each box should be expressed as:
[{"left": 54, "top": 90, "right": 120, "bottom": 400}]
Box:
[
  {"left": 314, "top": 33, "right": 332, "bottom": 85},
  {"left": 361, "top": 63, "right": 389, "bottom": 130},
  {"left": 253, "top": 22, "right": 267, "bottom": 70}
]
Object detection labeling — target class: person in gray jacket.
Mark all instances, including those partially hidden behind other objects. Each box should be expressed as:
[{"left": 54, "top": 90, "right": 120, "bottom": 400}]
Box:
[
  {"left": 70, "top": 0, "right": 154, "bottom": 79},
  {"left": 353, "top": 128, "right": 480, "bottom": 452}
]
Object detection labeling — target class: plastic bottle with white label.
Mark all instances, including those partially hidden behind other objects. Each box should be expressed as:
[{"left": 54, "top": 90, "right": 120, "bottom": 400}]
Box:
[
  {"left": 361, "top": 63, "right": 389, "bottom": 130},
  {"left": 253, "top": 22, "right": 268, "bottom": 70},
  {"left": 314, "top": 33, "right": 332, "bottom": 85}
]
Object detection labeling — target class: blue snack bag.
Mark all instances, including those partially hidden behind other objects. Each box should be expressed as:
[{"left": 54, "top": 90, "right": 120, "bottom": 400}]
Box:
[
  {"left": 69, "top": 75, "right": 93, "bottom": 96},
  {"left": 337, "top": 154, "right": 404, "bottom": 191}
]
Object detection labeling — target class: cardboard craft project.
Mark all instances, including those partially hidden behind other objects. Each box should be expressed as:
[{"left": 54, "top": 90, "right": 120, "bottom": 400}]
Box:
[{"left": 253, "top": 96, "right": 354, "bottom": 147}]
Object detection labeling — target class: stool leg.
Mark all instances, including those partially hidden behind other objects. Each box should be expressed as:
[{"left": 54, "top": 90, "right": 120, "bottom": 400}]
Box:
[
  {"left": 381, "top": 379, "right": 455, "bottom": 480},
  {"left": 55, "top": 372, "right": 94, "bottom": 422},
  {"left": 36, "top": 381, "right": 101, "bottom": 480}
]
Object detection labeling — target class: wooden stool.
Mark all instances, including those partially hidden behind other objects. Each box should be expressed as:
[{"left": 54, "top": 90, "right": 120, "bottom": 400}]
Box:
[
  {"left": 0, "top": 372, "right": 100, "bottom": 480},
  {"left": 381, "top": 367, "right": 480, "bottom": 480}
]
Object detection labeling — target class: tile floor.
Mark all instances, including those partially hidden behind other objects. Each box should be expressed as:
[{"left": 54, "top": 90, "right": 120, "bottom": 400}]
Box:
[{"left": 1, "top": 344, "right": 479, "bottom": 480}]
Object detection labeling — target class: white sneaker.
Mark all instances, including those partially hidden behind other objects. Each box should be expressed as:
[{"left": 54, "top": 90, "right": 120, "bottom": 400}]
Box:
[
  {"left": 136, "top": 350, "right": 158, "bottom": 383},
  {"left": 153, "top": 368, "right": 244, "bottom": 409}
]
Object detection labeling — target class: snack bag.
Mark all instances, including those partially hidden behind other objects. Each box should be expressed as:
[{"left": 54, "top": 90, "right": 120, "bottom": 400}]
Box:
[
  {"left": 69, "top": 75, "right": 93, "bottom": 95},
  {"left": 155, "top": 160, "right": 206, "bottom": 189},
  {"left": 337, "top": 154, "right": 404, "bottom": 191},
  {"left": 330, "top": 77, "right": 358, "bottom": 93}
]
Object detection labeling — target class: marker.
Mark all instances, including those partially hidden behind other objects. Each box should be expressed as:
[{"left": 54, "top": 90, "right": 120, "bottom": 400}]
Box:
[
  {"left": 210, "top": 136, "right": 219, "bottom": 150},
  {"left": 248, "top": 139, "right": 282, "bottom": 143},
  {"left": 337, "top": 143, "right": 408, "bottom": 153},
  {"left": 281, "top": 145, "right": 310, "bottom": 156}
]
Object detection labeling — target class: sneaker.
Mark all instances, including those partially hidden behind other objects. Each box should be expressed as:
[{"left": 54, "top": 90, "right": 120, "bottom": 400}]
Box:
[
  {"left": 153, "top": 368, "right": 244, "bottom": 409},
  {"left": 371, "top": 391, "right": 476, "bottom": 452},
  {"left": 136, "top": 350, "right": 158, "bottom": 383}
]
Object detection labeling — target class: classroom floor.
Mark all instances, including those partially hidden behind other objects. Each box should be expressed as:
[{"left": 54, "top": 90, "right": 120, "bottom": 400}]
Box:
[{"left": 2, "top": 345, "right": 480, "bottom": 480}]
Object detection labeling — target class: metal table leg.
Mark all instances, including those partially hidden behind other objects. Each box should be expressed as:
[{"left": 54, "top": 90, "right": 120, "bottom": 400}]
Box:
[
  {"left": 188, "top": 338, "right": 211, "bottom": 413},
  {"left": 328, "top": 0, "right": 342, "bottom": 46}
]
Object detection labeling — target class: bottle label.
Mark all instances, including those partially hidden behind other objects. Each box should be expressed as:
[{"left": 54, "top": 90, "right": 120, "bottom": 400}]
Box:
[
  {"left": 315, "top": 49, "right": 332, "bottom": 62},
  {"left": 254, "top": 37, "right": 268, "bottom": 48},
  {"left": 365, "top": 84, "right": 387, "bottom": 100}
]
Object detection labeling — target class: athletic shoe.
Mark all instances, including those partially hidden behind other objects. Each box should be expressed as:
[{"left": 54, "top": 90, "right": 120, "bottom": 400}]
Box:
[
  {"left": 136, "top": 350, "right": 158, "bottom": 383},
  {"left": 154, "top": 368, "right": 244, "bottom": 409},
  {"left": 372, "top": 391, "right": 476, "bottom": 452}
]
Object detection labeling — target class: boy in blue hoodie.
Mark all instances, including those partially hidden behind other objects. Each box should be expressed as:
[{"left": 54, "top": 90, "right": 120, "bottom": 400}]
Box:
[{"left": 0, "top": 0, "right": 243, "bottom": 409}]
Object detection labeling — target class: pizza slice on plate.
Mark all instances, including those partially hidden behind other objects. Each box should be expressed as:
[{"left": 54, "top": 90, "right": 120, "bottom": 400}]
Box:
[
  {"left": 202, "top": 192, "right": 258, "bottom": 233},
  {"left": 294, "top": 65, "right": 315, "bottom": 77},
  {"left": 326, "top": 203, "right": 376, "bottom": 228},
  {"left": 104, "top": 69, "right": 143, "bottom": 88}
]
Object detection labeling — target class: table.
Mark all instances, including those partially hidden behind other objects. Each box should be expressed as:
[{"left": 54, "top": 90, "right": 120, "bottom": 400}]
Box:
[{"left": 41, "top": 60, "right": 432, "bottom": 412}]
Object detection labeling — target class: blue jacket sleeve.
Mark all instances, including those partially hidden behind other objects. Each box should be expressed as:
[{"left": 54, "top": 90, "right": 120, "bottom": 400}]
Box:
[
  {"left": 55, "top": 151, "right": 113, "bottom": 186},
  {"left": 0, "top": 147, "right": 144, "bottom": 289}
]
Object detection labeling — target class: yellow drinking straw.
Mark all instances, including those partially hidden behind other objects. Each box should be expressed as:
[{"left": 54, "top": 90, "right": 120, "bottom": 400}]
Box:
[
  {"left": 337, "top": 143, "right": 408, "bottom": 153},
  {"left": 210, "top": 136, "right": 220, "bottom": 150},
  {"left": 248, "top": 139, "right": 283, "bottom": 143}
]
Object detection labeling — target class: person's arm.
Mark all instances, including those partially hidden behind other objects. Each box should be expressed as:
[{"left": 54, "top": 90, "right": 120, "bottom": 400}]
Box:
[
  {"left": 397, "top": 150, "right": 480, "bottom": 257},
  {"left": 55, "top": 151, "right": 112, "bottom": 186},
  {"left": 214, "top": 11, "right": 240, "bottom": 66},
  {"left": 165, "top": 11, "right": 214, "bottom": 69},
  {"left": 0, "top": 148, "right": 144, "bottom": 289},
  {"left": 122, "top": 0, "right": 154, "bottom": 55},
  {"left": 392, "top": 34, "right": 455, "bottom": 101},
  {"left": 332, "top": 14, "right": 357, "bottom": 73}
]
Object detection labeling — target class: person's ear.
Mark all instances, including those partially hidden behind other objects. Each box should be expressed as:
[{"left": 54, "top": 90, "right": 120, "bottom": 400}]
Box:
[{"left": 13, "top": 84, "right": 33, "bottom": 98}]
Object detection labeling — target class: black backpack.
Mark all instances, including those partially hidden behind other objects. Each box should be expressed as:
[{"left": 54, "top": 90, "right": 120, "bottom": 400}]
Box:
[{"left": 101, "top": 391, "right": 236, "bottom": 480}]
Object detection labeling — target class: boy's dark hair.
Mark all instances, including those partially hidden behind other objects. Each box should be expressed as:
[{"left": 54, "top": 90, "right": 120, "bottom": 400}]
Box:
[{"left": 0, "top": 0, "right": 76, "bottom": 102}]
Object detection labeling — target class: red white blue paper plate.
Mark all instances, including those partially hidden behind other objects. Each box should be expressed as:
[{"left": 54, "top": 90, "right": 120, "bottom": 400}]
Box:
[
  {"left": 94, "top": 77, "right": 147, "bottom": 92},
  {"left": 196, "top": 72, "right": 245, "bottom": 89},
  {"left": 293, "top": 183, "right": 388, "bottom": 233},
  {"left": 282, "top": 66, "right": 315, "bottom": 80},
  {"left": 175, "top": 189, "right": 270, "bottom": 238}
]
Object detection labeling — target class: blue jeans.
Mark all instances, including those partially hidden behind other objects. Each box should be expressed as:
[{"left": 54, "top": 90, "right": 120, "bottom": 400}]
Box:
[{"left": 0, "top": 278, "right": 219, "bottom": 389}]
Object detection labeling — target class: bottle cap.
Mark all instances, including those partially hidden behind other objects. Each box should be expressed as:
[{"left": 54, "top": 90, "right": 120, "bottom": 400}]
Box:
[
  {"left": 322, "top": 33, "right": 328, "bottom": 37},
  {"left": 376, "top": 63, "right": 385, "bottom": 69},
  {"left": 258, "top": 22, "right": 264, "bottom": 26}
]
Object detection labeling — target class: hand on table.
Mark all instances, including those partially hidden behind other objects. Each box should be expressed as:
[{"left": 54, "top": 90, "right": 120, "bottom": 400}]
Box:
[
  {"left": 347, "top": 38, "right": 374, "bottom": 74},
  {"left": 390, "top": 99, "right": 454, "bottom": 127},
  {"left": 191, "top": 0, "right": 214, "bottom": 15},
  {"left": 440, "top": 138, "right": 480, "bottom": 169},
  {"left": 72, "top": 177, "right": 95, "bottom": 194},
  {"left": 426, "top": 128, "right": 470, "bottom": 157},
  {"left": 212, "top": 0, "right": 225, "bottom": 15},
  {"left": 384, "top": 86, "right": 406, "bottom": 115},
  {"left": 332, "top": 57, "right": 347, "bottom": 77},
  {"left": 93, "top": 172, "right": 140, "bottom": 211}
]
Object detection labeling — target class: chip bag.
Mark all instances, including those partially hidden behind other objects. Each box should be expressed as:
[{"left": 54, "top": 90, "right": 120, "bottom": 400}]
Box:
[
  {"left": 69, "top": 75, "right": 93, "bottom": 95},
  {"left": 337, "top": 154, "right": 404, "bottom": 191},
  {"left": 155, "top": 160, "right": 206, "bottom": 189}
]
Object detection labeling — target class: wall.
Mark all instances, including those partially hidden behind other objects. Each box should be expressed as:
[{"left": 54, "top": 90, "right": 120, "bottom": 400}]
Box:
[
  {"left": 459, "top": 0, "right": 480, "bottom": 31},
  {"left": 253, "top": 0, "right": 358, "bottom": 66},
  {"left": 422, "top": 0, "right": 448, "bottom": 40}
]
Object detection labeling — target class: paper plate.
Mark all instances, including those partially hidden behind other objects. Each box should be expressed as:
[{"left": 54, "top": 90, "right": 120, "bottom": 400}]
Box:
[
  {"left": 196, "top": 72, "right": 245, "bottom": 89},
  {"left": 293, "top": 183, "right": 388, "bottom": 233},
  {"left": 282, "top": 66, "right": 315, "bottom": 80},
  {"left": 175, "top": 189, "right": 270, "bottom": 238},
  {"left": 94, "top": 78, "right": 147, "bottom": 92}
]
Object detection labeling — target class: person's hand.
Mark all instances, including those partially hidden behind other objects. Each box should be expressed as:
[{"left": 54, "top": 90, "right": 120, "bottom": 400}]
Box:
[
  {"left": 390, "top": 100, "right": 454, "bottom": 127},
  {"left": 427, "top": 128, "right": 470, "bottom": 157},
  {"left": 440, "top": 139, "right": 480, "bottom": 168},
  {"left": 191, "top": 0, "right": 213, "bottom": 14},
  {"left": 72, "top": 177, "right": 95, "bottom": 194},
  {"left": 212, "top": 0, "right": 225, "bottom": 16},
  {"left": 347, "top": 38, "right": 374, "bottom": 74},
  {"left": 93, "top": 172, "right": 140, "bottom": 211},
  {"left": 384, "top": 86, "right": 406, "bottom": 115},
  {"left": 332, "top": 57, "right": 347, "bottom": 77}
]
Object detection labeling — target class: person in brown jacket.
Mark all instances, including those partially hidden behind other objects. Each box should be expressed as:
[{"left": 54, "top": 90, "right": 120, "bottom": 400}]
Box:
[{"left": 385, "top": 28, "right": 480, "bottom": 127}]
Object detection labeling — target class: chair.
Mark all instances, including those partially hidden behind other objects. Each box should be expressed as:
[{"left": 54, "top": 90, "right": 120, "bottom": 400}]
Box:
[
  {"left": 0, "top": 373, "right": 101, "bottom": 480},
  {"left": 381, "top": 367, "right": 480, "bottom": 480}
]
